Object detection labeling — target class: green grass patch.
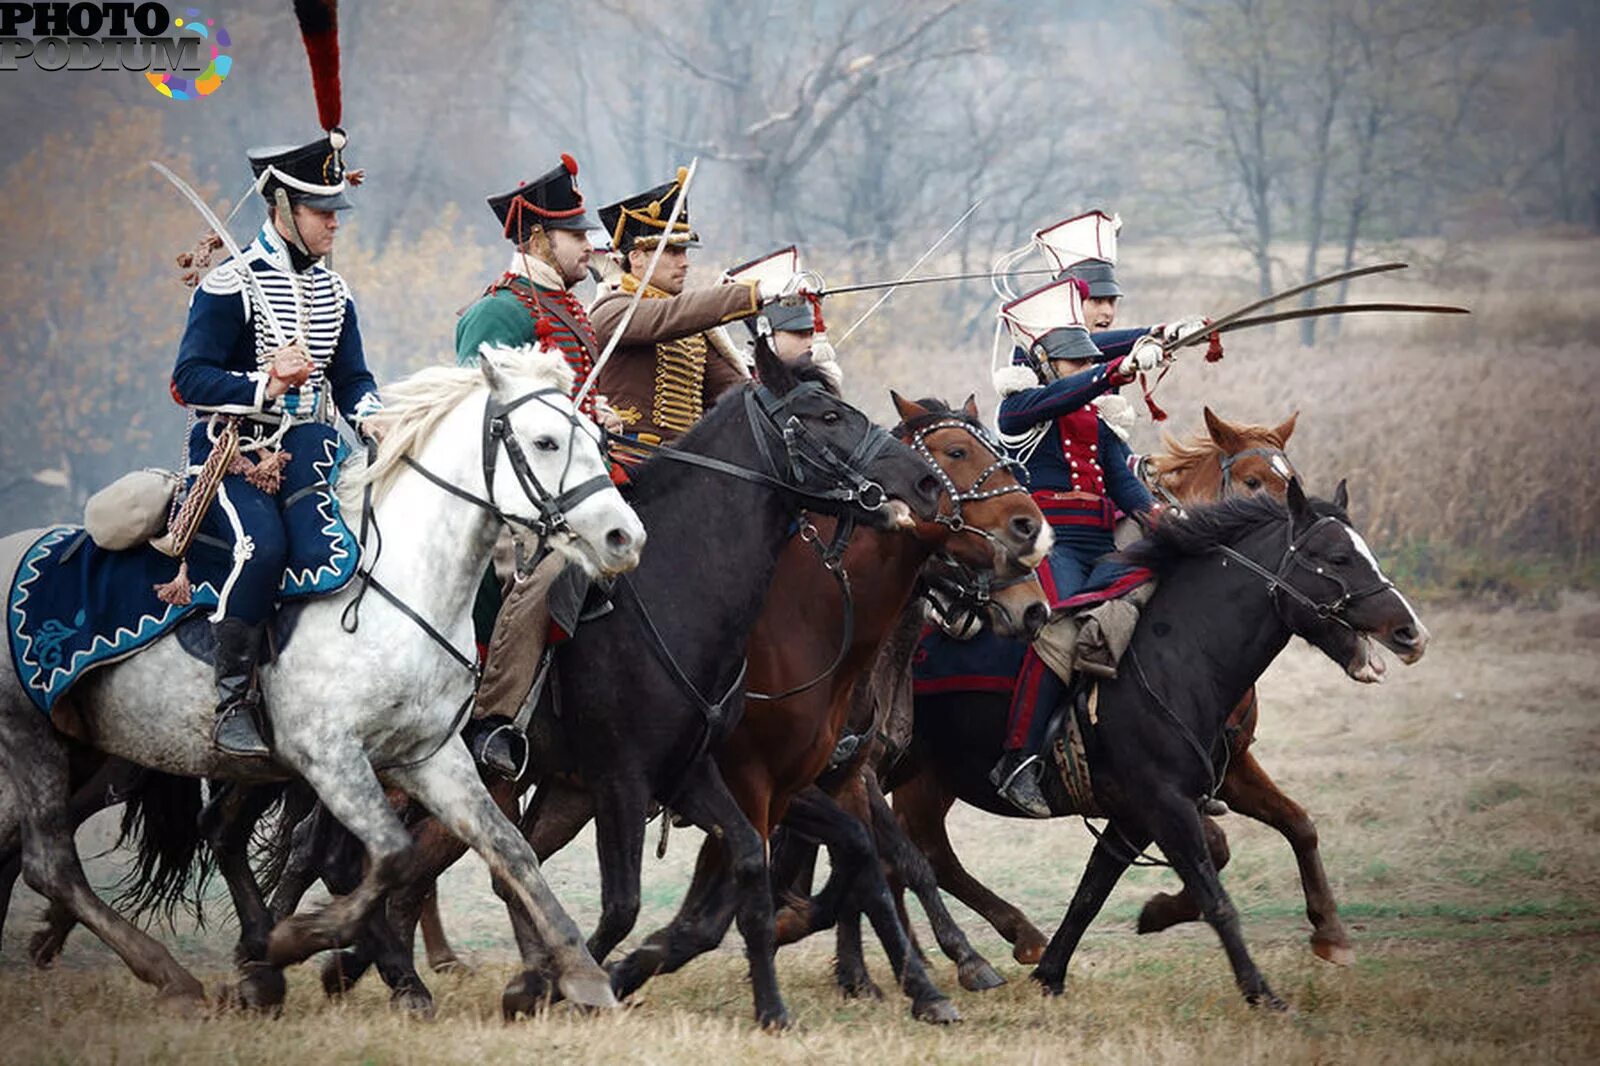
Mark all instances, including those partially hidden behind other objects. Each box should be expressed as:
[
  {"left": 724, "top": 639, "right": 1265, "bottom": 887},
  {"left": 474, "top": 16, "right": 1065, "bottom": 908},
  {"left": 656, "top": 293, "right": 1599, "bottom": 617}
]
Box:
[
  {"left": 1379, "top": 539, "right": 1600, "bottom": 606},
  {"left": 1466, "top": 780, "right": 1532, "bottom": 811}
]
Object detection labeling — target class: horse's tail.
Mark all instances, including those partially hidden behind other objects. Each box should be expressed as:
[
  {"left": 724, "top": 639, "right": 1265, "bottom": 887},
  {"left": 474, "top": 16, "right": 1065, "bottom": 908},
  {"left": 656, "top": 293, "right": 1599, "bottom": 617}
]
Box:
[
  {"left": 109, "top": 772, "right": 215, "bottom": 929},
  {"left": 251, "top": 782, "right": 313, "bottom": 902}
]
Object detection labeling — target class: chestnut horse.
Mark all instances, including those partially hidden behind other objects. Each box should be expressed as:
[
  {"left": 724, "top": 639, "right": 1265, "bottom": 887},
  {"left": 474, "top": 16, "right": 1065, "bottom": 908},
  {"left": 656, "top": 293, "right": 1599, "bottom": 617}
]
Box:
[{"left": 772, "top": 407, "right": 1361, "bottom": 992}]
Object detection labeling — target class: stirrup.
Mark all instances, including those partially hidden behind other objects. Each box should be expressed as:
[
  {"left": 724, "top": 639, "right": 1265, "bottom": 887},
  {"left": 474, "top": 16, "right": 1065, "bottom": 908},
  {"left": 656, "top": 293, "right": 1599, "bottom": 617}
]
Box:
[
  {"left": 464, "top": 718, "right": 529, "bottom": 781},
  {"left": 213, "top": 701, "right": 270, "bottom": 758},
  {"left": 994, "top": 754, "right": 1052, "bottom": 818}
]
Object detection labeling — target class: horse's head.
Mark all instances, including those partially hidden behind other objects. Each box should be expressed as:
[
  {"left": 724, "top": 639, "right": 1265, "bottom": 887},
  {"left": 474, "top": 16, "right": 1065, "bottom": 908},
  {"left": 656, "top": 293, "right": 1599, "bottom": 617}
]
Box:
[
  {"left": 479, "top": 347, "right": 646, "bottom": 578},
  {"left": 890, "top": 392, "right": 1051, "bottom": 578},
  {"left": 920, "top": 553, "right": 1049, "bottom": 640},
  {"left": 751, "top": 339, "right": 942, "bottom": 530},
  {"left": 1275, "top": 478, "right": 1430, "bottom": 682},
  {"left": 1151, "top": 407, "right": 1299, "bottom": 505}
]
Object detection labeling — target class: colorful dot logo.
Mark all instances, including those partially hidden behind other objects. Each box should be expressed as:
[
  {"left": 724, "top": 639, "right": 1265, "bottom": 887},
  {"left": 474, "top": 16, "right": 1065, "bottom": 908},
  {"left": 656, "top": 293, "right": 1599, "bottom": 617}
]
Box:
[{"left": 146, "top": 9, "right": 232, "bottom": 101}]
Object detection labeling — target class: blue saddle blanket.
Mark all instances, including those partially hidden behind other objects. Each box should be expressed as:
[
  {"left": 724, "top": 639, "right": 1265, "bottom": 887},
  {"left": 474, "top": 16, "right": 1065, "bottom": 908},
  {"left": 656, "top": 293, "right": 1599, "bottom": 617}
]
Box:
[
  {"left": 912, "top": 624, "right": 1026, "bottom": 697},
  {"left": 8, "top": 519, "right": 354, "bottom": 713}
]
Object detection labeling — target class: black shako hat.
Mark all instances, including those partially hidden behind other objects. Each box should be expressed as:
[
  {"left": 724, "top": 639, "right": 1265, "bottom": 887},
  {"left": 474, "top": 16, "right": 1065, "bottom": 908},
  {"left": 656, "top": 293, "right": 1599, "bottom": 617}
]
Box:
[
  {"left": 248, "top": 128, "right": 353, "bottom": 211},
  {"left": 488, "top": 153, "right": 596, "bottom": 243},
  {"left": 598, "top": 166, "right": 700, "bottom": 254}
]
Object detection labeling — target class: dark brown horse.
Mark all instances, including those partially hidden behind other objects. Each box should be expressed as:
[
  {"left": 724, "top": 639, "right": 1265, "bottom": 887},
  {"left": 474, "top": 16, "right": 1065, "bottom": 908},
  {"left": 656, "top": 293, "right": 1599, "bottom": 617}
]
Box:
[{"left": 772, "top": 407, "right": 1361, "bottom": 987}]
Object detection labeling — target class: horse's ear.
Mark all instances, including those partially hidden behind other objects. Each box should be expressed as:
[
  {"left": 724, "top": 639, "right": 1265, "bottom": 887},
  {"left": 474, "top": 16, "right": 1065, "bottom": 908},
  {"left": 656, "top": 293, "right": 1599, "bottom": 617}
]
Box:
[
  {"left": 1286, "top": 475, "right": 1310, "bottom": 526},
  {"left": 891, "top": 391, "right": 928, "bottom": 424},
  {"left": 1332, "top": 477, "right": 1349, "bottom": 512},
  {"left": 1273, "top": 410, "right": 1299, "bottom": 445},
  {"left": 752, "top": 335, "right": 799, "bottom": 395},
  {"left": 961, "top": 393, "right": 980, "bottom": 420},
  {"left": 478, "top": 347, "right": 508, "bottom": 397},
  {"left": 1203, "top": 406, "right": 1246, "bottom": 453}
]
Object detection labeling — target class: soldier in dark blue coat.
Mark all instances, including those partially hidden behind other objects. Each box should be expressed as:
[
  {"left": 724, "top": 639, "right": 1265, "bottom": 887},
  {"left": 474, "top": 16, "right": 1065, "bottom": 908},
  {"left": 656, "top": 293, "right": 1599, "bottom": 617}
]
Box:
[
  {"left": 168, "top": 130, "right": 381, "bottom": 756},
  {"left": 985, "top": 278, "right": 1172, "bottom": 815}
]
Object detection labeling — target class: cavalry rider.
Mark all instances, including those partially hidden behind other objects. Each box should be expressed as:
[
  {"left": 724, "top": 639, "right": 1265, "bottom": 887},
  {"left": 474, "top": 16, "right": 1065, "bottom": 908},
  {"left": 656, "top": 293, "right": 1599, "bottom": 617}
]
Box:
[
  {"left": 723, "top": 246, "right": 843, "bottom": 390},
  {"left": 590, "top": 167, "right": 815, "bottom": 457},
  {"left": 453, "top": 154, "right": 618, "bottom": 777},
  {"left": 169, "top": 130, "right": 381, "bottom": 757},
  {"left": 985, "top": 278, "right": 1169, "bottom": 816}
]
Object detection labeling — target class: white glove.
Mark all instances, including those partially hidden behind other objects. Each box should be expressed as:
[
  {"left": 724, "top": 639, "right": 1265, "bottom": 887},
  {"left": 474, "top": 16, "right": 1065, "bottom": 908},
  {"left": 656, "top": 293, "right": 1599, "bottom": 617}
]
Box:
[
  {"left": 1159, "top": 316, "right": 1210, "bottom": 345},
  {"left": 1126, "top": 334, "right": 1167, "bottom": 373},
  {"left": 757, "top": 272, "right": 816, "bottom": 304}
]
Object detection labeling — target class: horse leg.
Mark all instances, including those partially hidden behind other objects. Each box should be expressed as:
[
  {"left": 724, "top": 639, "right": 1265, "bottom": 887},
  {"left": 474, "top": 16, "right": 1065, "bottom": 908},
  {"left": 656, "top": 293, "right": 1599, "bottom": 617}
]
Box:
[
  {"left": 387, "top": 740, "right": 614, "bottom": 1010},
  {"left": 418, "top": 887, "right": 467, "bottom": 974},
  {"left": 263, "top": 741, "right": 423, "bottom": 969},
  {"left": 1148, "top": 790, "right": 1286, "bottom": 1009},
  {"left": 894, "top": 763, "right": 1049, "bottom": 963},
  {"left": 670, "top": 758, "right": 789, "bottom": 1029},
  {"left": 769, "top": 831, "right": 820, "bottom": 942},
  {"left": 1217, "top": 748, "right": 1352, "bottom": 964},
  {"left": 1136, "top": 814, "right": 1230, "bottom": 935},
  {"left": 583, "top": 777, "right": 650, "bottom": 965},
  {"left": 783, "top": 786, "right": 958, "bottom": 1024},
  {"left": 607, "top": 834, "right": 738, "bottom": 1001},
  {"left": 206, "top": 784, "right": 290, "bottom": 1013},
  {"left": 1031, "top": 826, "right": 1149, "bottom": 995},
  {"left": 500, "top": 777, "right": 595, "bottom": 1018},
  {"left": 0, "top": 713, "right": 204, "bottom": 1008},
  {"left": 863, "top": 769, "right": 1004, "bottom": 991}
]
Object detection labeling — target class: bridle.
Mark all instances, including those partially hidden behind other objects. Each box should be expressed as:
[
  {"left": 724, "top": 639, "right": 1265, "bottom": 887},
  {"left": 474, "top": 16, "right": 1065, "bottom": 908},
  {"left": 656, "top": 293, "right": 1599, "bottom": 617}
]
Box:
[
  {"left": 1141, "top": 444, "right": 1297, "bottom": 513},
  {"left": 904, "top": 416, "right": 1030, "bottom": 545},
  {"left": 340, "top": 381, "right": 619, "bottom": 770},
  {"left": 1212, "top": 513, "right": 1395, "bottom": 630}
]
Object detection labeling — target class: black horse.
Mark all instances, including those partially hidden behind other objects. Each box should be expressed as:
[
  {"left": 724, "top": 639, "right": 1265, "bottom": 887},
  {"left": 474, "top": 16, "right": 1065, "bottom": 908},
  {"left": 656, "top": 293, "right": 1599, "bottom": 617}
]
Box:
[{"left": 866, "top": 481, "right": 1427, "bottom": 1007}]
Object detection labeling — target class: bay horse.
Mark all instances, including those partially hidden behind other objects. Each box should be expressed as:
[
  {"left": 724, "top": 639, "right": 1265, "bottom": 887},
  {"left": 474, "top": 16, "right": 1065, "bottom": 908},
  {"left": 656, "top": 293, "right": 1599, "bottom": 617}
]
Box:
[
  {"left": 294, "top": 387, "right": 1049, "bottom": 1022},
  {"left": 593, "top": 395, "right": 1050, "bottom": 1023},
  {"left": 911, "top": 481, "right": 1427, "bottom": 1005},
  {"left": 0, "top": 347, "right": 644, "bottom": 1012}
]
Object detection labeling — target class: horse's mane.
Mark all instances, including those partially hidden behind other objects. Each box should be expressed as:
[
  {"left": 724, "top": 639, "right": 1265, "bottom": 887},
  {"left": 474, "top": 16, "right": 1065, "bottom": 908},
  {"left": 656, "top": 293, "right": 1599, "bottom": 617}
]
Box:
[
  {"left": 1119, "top": 493, "right": 1348, "bottom": 572},
  {"left": 342, "top": 346, "right": 574, "bottom": 508},
  {"left": 1145, "top": 420, "right": 1289, "bottom": 491}
]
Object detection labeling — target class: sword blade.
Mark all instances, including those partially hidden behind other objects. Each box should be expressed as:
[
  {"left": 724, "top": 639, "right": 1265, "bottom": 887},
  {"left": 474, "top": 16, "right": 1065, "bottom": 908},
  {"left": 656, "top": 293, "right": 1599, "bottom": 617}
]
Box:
[
  {"left": 1163, "top": 261, "right": 1410, "bottom": 352},
  {"left": 820, "top": 266, "right": 1059, "bottom": 297},
  {"left": 1210, "top": 301, "right": 1470, "bottom": 335},
  {"left": 835, "top": 199, "right": 984, "bottom": 346},
  {"left": 150, "top": 160, "right": 290, "bottom": 348}
]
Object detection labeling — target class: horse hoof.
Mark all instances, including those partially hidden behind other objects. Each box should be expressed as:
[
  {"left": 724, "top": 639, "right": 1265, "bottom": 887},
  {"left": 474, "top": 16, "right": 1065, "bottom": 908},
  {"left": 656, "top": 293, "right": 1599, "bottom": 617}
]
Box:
[
  {"left": 957, "top": 956, "right": 1006, "bottom": 992},
  {"left": 1136, "top": 894, "right": 1186, "bottom": 935},
  {"left": 320, "top": 953, "right": 360, "bottom": 999},
  {"left": 558, "top": 969, "right": 619, "bottom": 1011},
  {"left": 1028, "top": 969, "right": 1064, "bottom": 997},
  {"left": 390, "top": 985, "right": 436, "bottom": 1020},
  {"left": 757, "top": 1005, "right": 792, "bottom": 1031},
  {"left": 27, "top": 926, "right": 67, "bottom": 969},
  {"left": 1249, "top": 991, "right": 1293, "bottom": 1013},
  {"left": 233, "top": 965, "right": 287, "bottom": 1013},
  {"left": 773, "top": 904, "right": 813, "bottom": 945},
  {"left": 428, "top": 954, "right": 472, "bottom": 976},
  {"left": 502, "top": 971, "right": 555, "bottom": 1021},
  {"left": 838, "top": 974, "right": 883, "bottom": 1001},
  {"left": 1312, "top": 937, "right": 1356, "bottom": 967},
  {"left": 912, "top": 996, "right": 962, "bottom": 1025},
  {"left": 156, "top": 982, "right": 209, "bottom": 1017},
  {"left": 1011, "top": 935, "right": 1046, "bottom": 966}
]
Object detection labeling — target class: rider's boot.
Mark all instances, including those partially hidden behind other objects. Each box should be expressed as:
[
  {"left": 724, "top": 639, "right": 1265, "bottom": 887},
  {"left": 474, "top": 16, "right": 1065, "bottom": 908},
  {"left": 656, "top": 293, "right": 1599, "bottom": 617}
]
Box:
[
  {"left": 991, "top": 750, "right": 1052, "bottom": 818},
  {"left": 211, "top": 617, "right": 271, "bottom": 757},
  {"left": 461, "top": 716, "right": 528, "bottom": 780}
]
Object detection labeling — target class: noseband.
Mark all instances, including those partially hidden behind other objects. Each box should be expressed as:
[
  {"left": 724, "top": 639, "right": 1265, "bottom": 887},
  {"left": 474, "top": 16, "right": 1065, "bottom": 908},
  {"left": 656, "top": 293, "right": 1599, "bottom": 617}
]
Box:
[{"left": 1213, "top": 514, "right": 1395, "bottom": 630}]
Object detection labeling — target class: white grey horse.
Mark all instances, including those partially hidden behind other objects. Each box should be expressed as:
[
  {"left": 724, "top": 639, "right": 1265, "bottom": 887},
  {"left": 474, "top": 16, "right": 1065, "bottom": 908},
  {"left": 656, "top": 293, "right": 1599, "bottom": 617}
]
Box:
[{"left": 0, "top": 345, "right": 643, "bottom": 1012}]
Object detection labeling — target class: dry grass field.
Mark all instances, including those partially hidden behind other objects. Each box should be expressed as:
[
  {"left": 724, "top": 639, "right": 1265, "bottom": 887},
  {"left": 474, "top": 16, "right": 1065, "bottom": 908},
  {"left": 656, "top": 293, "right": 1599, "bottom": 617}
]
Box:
[{"left": 2, "top": 596, "right": 1598, "bottom": 1063}]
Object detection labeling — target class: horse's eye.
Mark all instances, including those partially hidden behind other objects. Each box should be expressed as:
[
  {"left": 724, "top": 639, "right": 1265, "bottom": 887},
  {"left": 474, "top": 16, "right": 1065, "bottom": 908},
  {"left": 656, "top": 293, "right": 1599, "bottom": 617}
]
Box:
[
  {"left": 1327, "top": 553, "right": 1351, "bottom": 566},
  {"left": 821, "top": 411, "right": 841, "bottom": 425},
  {"left": 947, "top": 447, "right": 968, "bottom": 460},
  {"left": 1244, "top": 477, "right": 1262, "bottom": 490},
  {"left": 533, "top": 436, "right": 559, "bottom": 452}
]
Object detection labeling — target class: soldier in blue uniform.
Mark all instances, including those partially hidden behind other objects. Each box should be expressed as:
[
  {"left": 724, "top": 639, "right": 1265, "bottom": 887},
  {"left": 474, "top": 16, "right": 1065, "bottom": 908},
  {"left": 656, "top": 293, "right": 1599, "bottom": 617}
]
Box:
[
  {"left": 985, "top": 278, "right": 1170, "bottom": 815},
  {"left": 168, "top": 130, "right": 381, "bottom": 757}
]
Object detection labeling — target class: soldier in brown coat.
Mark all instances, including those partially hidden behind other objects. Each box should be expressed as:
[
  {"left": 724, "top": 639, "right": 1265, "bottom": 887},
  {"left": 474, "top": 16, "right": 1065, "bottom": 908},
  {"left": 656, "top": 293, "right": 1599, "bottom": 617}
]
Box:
[{"left": 591, "top": 167, "right": 812, "bottom": 458}]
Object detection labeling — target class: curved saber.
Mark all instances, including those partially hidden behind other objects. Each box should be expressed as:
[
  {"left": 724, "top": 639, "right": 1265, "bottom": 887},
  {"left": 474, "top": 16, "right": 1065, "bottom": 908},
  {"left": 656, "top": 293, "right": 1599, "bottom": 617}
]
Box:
[
  {"left": 149, "top": 160, "right": 291, "bottom": 350},
  {"left": 1164, "top": 261, "right": 1409, "bottom": 352},
  {"left": 820, "top": 265, "right": 1058, "bottom": 297},
  {"left": 835, "top": 198, "right": 984, "bottom": 346},
  {"left": 1207, "top": 301, "right": 1469, "bottom": 335},
  {"left": 574, "top": 157, "right": 699, "bottom": 408}
]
